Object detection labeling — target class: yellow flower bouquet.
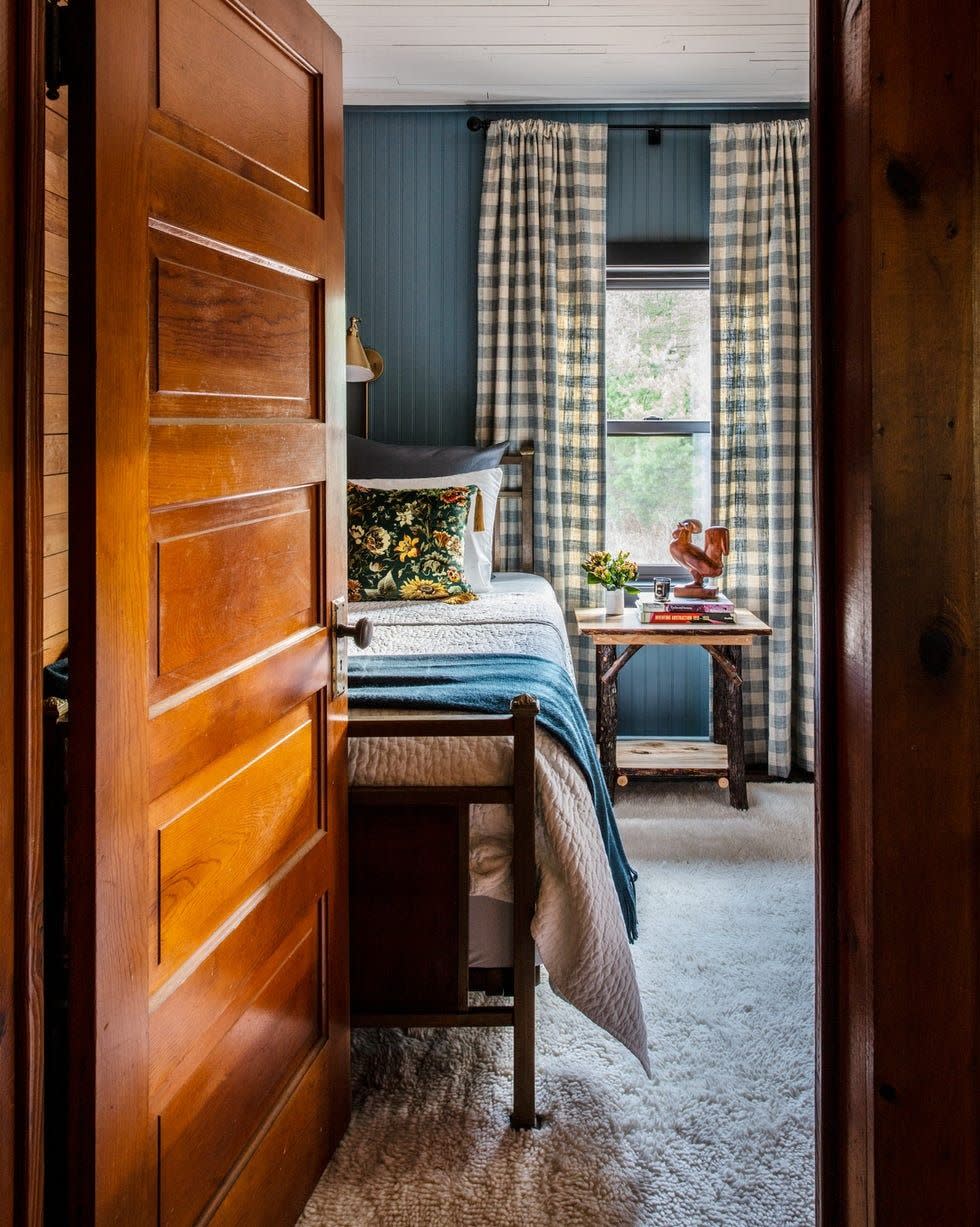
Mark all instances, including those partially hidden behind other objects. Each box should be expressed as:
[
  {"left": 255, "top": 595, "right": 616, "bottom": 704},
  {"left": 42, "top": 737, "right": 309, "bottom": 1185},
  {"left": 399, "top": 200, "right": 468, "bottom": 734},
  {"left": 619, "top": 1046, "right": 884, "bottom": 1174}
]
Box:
[{"left": 582, "top": 549, "right": 640, "bottom": 594}]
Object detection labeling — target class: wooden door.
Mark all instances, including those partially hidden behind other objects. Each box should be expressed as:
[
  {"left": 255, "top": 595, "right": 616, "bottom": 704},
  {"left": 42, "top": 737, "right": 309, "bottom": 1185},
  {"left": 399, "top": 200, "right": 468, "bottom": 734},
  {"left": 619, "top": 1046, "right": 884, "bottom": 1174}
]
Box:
[{"left": 66, "top": 1, "right": 349, "bottom": 1222}]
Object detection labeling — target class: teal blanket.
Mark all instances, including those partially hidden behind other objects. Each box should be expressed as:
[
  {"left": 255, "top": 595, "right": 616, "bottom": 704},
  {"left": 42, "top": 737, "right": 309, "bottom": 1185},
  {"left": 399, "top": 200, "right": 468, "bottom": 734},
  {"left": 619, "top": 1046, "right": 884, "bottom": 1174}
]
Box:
[{"left": 348, "top": 652, "right": 638, "bottom": 942}]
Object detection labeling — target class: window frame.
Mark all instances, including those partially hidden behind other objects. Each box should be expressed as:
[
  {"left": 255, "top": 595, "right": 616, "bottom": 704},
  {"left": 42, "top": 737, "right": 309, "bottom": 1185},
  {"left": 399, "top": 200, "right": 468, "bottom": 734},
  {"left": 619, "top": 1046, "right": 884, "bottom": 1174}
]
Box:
[{"left": 605, "top": 242, "right": 711, "bottom": 582}]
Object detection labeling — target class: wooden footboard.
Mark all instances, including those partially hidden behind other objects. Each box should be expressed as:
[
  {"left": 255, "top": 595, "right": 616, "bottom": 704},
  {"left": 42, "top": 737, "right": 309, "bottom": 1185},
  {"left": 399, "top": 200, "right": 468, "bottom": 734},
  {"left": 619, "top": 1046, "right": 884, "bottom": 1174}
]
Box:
[{"left": 347, "top": 694, "right": 541, "bottom": 1129}]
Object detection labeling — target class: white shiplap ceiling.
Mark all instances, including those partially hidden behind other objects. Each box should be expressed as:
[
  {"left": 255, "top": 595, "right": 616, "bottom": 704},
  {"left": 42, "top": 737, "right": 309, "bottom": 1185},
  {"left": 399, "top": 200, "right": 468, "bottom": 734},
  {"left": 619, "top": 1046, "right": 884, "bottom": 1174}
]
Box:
[{"left": 310, "top": 1, "right": 810, "bottom": 106}]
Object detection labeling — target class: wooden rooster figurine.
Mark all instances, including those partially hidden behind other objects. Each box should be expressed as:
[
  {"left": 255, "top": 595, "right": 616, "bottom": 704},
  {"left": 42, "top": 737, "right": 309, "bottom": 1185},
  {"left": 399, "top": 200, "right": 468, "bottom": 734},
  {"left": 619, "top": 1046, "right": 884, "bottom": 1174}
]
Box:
[{"left": 669, "top": 519, "right": 730, "bottom": 598}]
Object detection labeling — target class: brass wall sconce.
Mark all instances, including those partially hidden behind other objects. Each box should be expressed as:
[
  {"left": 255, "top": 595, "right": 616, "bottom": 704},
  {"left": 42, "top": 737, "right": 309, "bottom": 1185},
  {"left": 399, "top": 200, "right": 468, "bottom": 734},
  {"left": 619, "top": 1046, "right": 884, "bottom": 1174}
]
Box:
[{"left": 346, "top": 315, "right": 384, "bottom": 437}]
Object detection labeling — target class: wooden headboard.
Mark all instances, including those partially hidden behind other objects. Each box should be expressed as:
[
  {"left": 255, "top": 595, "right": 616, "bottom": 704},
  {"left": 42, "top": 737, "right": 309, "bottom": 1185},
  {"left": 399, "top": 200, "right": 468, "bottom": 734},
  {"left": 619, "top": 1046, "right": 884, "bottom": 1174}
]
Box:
[{"left": 493, "top": 444, "right": 535, "bottom": 574}]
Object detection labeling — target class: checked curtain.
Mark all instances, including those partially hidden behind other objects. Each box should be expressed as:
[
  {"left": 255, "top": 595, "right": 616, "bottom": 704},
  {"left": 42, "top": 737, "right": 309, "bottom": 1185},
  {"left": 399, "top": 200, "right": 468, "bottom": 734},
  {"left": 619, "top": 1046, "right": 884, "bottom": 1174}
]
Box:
[
  {"left": 475, "top": 118, "right": 608, "bottom": 705},
  {"left": 710, "top": 119, "right": 815, "bottom": 775}
]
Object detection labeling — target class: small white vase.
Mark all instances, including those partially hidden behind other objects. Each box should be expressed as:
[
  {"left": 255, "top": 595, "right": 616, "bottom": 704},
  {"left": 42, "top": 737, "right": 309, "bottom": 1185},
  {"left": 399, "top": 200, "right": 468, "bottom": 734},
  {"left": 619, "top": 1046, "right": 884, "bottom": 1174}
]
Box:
[{"left": 604, "top": 588, "right": 625, "bottom": 616}]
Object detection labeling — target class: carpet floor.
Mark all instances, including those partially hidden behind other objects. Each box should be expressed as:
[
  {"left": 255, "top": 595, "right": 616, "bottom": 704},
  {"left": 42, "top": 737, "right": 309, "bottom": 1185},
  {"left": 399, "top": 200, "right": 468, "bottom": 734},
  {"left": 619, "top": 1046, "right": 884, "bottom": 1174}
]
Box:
[{"left": 298, "top": 782, "right": 815, "bottom": 1227}]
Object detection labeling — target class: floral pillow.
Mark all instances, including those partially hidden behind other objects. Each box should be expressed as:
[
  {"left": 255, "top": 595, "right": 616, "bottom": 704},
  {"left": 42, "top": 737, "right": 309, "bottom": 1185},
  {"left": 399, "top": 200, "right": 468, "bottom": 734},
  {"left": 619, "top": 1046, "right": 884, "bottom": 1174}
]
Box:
[{"left": 347, "top": 483, "right": 478, "bottom": 602}]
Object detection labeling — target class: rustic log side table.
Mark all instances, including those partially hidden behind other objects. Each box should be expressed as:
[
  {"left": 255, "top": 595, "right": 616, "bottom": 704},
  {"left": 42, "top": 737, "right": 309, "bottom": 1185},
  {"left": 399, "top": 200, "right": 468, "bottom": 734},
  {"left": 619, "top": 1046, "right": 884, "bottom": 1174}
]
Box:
[{"left": 574, "top": 607, "right": 772, "bottom": 810}]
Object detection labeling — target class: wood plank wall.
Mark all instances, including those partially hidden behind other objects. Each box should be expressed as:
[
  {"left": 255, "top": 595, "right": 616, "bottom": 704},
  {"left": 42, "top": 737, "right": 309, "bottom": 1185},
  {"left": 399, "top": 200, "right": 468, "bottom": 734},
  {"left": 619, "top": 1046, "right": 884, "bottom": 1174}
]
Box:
[
  {"left": 0, "top": 3, "right": 17, "bottom": 1219},
  {"left": 43, "top": 91, "right": 68, "bottom": 664}
]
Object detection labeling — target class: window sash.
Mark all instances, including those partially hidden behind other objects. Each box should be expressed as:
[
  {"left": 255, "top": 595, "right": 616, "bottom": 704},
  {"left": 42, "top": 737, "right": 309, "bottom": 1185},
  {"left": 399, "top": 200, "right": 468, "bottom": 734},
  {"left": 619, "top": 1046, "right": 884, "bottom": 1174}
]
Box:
[
  {"left": 606, "top": 241, "right": 709, "bottom": 291},
  {"left": 604, "top": 270, "right": 711, "bottom": 575},
  {"left": 607, "top": 419, "right": 710, "bottom": 436}
]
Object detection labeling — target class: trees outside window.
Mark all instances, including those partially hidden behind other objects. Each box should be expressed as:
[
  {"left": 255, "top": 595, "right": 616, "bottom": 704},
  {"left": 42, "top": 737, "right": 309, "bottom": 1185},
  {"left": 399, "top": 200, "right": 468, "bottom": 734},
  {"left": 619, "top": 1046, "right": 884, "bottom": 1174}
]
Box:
[{"left": 605, "top": 282, "right": 711, "bottom": 573}]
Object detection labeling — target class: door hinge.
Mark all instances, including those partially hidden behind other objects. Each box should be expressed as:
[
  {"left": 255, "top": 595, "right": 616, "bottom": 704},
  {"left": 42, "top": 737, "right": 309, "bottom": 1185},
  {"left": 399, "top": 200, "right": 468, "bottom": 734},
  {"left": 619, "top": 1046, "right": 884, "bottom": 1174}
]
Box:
[{"left": 45, "top": 1, "right": 72, "bottom": 101}]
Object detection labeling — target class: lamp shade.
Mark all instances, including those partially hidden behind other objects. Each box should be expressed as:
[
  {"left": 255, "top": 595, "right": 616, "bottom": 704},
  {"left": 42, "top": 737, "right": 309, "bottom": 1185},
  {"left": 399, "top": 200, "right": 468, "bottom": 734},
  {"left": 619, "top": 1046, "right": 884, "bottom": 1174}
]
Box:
[{"left": 346, "top": 316, "right": 374, "bottom": 382}]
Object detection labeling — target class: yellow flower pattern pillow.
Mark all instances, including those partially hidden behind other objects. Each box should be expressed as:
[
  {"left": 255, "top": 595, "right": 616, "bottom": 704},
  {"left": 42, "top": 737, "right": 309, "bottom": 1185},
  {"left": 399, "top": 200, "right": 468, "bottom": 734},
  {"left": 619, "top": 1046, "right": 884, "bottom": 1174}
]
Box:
[{"left": 347, "top": 483, "right": 478, "bottom": 602}]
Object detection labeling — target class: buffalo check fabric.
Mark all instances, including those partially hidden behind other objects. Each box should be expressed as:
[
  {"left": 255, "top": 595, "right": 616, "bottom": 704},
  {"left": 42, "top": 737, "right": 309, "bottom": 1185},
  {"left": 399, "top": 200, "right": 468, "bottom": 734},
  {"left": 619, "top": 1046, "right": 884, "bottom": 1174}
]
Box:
[
  {"left": 475, "top": 119, "right": 607, "bottom": 706},
  {"left": 710, "top": 120, "right": 815, "bottom": 775}
]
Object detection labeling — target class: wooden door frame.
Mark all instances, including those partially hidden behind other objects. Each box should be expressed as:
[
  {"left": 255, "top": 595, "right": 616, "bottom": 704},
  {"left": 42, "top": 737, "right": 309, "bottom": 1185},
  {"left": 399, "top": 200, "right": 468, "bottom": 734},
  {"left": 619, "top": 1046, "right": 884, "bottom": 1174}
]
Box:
[
  {"left": 812, "top": 0, "right": 979, "bottom": 1223},
  {"left": 1, "top": 0, "right": 46, "bottom": 1224},
  {"left": 810, "top": 6, "right": 873, "bottom": 1208},
  {"left": 0, "top": 0, "right": 18, "bottom": 1216}
]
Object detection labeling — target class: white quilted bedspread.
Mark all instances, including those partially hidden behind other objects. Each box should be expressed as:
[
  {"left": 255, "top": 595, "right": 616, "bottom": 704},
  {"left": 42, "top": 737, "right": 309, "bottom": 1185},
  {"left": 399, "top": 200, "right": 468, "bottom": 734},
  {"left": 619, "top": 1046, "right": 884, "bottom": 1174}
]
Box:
[{"left": 348, "top": 575, "right": 650, "bottom": 1072}]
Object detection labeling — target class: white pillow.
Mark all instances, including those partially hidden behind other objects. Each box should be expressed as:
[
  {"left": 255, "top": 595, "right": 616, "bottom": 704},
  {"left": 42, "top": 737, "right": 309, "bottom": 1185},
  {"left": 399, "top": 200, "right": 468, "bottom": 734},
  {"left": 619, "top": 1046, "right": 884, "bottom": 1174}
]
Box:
[{"left": 350, "top": 468, "right": 503, "bottom": 593}]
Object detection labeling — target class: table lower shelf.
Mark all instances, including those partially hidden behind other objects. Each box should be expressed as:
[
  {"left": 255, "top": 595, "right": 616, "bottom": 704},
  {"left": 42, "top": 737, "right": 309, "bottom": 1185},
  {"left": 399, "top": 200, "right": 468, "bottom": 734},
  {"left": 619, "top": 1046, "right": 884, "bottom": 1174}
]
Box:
[{"left": 615, "top": 738, "right": 729, "bottom": 780}]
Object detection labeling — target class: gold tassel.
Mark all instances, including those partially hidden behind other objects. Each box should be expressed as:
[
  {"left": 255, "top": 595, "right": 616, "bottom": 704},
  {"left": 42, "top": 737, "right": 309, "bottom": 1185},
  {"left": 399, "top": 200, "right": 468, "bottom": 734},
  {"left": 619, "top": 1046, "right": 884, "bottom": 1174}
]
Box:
[{"left": 473, "top": 488, "right": 485, "bottom": 532}]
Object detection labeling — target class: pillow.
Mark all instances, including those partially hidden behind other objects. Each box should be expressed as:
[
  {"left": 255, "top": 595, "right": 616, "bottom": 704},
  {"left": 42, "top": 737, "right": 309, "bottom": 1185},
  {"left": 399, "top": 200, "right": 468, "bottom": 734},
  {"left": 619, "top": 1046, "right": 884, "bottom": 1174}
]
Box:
[
  {"left": 351, "top": 468, "right": 502, "bottom": 592},
  {"left": 348, "top": 435, "right": 509, "bottom": 479},
  {"left": 348, "top": 484, "right": 476, "bottom": 603}
]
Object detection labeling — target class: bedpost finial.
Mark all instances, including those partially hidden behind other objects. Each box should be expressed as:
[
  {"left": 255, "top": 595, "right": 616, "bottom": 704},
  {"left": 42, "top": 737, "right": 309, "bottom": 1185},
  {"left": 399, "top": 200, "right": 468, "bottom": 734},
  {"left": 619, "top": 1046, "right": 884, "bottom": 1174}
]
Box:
[{"left": 511, "top": 693, "right": 541, "bottom": 715}]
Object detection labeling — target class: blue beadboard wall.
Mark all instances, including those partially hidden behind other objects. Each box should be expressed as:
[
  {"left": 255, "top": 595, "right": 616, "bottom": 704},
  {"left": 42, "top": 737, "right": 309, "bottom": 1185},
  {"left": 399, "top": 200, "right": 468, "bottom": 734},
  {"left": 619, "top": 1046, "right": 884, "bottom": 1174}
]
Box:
[{"left": 344, "top": 104, "right": 806, "bottom": 736}]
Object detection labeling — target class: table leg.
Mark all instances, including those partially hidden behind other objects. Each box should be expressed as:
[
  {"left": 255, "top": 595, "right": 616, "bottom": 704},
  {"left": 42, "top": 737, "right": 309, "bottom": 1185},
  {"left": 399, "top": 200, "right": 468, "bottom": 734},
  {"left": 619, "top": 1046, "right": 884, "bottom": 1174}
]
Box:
[
  {"left": 595, "top": 643, "right": 618, "bottom": 798},
  {"left": 722, "top": 645, "right": 747, "bottom": 810},
  {"left": 711, "top": 654, "right": 728, "bottom": 745}
]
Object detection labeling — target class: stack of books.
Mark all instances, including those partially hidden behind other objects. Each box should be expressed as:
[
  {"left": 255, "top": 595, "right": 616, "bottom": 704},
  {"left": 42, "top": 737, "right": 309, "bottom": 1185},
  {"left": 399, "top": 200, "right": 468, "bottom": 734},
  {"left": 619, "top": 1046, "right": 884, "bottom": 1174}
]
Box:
[{"left": 637, "top": 591, "right": 736, "bottom": 625}]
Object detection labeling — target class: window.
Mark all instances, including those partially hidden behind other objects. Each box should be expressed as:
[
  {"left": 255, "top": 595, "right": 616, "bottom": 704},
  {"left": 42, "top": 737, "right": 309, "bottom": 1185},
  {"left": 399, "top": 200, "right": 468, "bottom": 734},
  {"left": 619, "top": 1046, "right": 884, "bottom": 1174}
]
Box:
[{"left": 605, "top": 243, "right": 711, "bottom": 578}]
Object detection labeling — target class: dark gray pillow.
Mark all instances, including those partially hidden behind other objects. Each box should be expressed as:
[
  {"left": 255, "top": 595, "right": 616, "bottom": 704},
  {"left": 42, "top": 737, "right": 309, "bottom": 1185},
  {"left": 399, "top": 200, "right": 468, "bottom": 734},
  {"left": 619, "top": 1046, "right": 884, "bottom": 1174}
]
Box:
[{"left": 347, "top": 435, "right": 509, "bottom": 479}]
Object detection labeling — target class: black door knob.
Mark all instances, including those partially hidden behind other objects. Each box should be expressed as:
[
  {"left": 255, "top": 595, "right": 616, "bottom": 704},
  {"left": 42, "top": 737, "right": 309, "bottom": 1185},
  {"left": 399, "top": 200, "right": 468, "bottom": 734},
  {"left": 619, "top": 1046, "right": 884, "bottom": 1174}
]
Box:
[{"left": 336, "top": 616, "right": 373, "bottom": 650}]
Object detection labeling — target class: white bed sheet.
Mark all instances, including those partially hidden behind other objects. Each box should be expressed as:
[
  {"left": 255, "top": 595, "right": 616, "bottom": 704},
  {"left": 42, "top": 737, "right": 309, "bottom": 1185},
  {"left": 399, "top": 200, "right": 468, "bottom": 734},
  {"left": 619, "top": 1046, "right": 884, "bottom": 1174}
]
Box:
[{"left": 350, "top": 572, "right": 575, "bottom": 676}]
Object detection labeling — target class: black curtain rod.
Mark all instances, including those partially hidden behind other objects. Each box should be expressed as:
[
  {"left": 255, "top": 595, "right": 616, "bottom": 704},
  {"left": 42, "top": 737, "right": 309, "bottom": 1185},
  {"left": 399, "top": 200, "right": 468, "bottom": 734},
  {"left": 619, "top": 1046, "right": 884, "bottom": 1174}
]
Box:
[{"left": 466, "top": 116, "right": 711, "bottom": 144}]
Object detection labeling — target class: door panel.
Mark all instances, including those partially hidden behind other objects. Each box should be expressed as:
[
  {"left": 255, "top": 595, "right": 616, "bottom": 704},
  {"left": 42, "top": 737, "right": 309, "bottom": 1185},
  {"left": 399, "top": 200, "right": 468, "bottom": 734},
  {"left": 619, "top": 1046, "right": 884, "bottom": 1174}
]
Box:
[
  {"left": 151, "top": 701, "right": 317, "bottom": 980},
  {"left": 148, "top": 837, "right": 331, "bottom": 1112},
  {"left": 150, "top": 489, "right": 317, "bottom": 695},
  {"left": 149, "top": 628, "right": 331, "bottom": 797},
  {"left": 150, "top": 232, "right": 319, "bottom": 418},
  {"left": 154, "top": 0, "right": 319, "bottom": 208},
  {"left": 158, "top": 922, "right": 319, "bottom": 1227},
  {"left": 148, "top": 420, "right": 327, "bottom": 505},
  {"left": 68, "top": 1, "right": 348, "bottom": 1222}
]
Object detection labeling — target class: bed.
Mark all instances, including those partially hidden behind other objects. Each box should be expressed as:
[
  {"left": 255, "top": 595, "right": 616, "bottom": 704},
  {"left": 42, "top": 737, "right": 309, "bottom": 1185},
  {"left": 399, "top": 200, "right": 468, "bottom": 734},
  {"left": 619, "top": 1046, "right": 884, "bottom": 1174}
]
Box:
[{"left": 345, "top": 447, "right": 649, "bottom": 1127}]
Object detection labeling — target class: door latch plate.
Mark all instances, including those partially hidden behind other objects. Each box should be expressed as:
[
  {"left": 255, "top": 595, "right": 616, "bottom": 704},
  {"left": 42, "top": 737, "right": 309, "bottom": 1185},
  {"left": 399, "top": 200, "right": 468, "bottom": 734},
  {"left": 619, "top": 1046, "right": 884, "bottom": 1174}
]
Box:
[{"left": 331, "top": 596, "right": 347, "bottom": 698}]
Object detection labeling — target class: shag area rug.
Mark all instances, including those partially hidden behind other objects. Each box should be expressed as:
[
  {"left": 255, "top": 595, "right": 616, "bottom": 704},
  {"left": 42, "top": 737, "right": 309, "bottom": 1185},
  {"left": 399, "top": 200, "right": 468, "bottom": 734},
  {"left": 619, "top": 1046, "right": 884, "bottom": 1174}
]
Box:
[{"left": 298, "top": 782, "right": 815, "bottom": 1227}]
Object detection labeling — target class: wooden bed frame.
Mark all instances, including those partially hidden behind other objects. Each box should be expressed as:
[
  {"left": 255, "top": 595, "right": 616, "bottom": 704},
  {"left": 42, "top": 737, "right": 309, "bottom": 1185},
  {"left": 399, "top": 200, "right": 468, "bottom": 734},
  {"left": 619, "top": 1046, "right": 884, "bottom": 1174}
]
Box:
[
  {"left": 493, "top": 444, "right": 535, "bottom": 573},
  {"left": 348, "top": 698, "right": 540, "bottom": 1129},
  {"left": 348, "top": 443, "right": 543, "bottom": 1129}
]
